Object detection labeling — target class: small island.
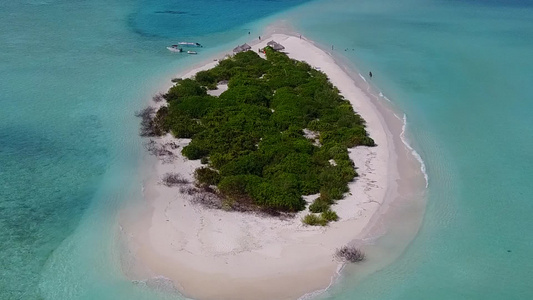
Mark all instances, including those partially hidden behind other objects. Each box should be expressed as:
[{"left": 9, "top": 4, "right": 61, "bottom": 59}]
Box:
[
  {"left": 143, "top": 47, "right": 374, "bottom": 225},
  {"left": 124, "top": 34, "right": 396, "bottom": 300}
]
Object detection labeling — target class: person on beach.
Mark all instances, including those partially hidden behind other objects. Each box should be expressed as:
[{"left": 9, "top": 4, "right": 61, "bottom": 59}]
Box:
[
  {"left": 259, "top": 36, "right": 261, "bottom": 40},
  {"left": 369, "top": 71, "right": 373, "bottom": 78}
]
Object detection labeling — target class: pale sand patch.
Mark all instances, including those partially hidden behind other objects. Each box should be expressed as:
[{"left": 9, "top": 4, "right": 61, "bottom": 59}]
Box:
[
  {"left": 206, "top": 83, "right": 228, "bottom": 97},
  {"left": 120, "top": 33, "right": 409, "bottom": 300}
]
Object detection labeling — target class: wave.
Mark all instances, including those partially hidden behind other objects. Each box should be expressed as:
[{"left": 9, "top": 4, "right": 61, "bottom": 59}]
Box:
[
  {"left": 379, "top": 92, "right": 392, "bottom": 103},
  {"left": 359, "top": 74, "right": 428, "bottom": 188},
  {"left": 400, "top": 113, "right": 429, "bottom": 187},
  {"left": 297, "top": 263, "right": 346, "bottom": 300}
]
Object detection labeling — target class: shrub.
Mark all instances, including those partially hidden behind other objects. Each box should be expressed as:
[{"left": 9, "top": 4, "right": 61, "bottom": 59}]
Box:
[
  {"left": 182, "top": 143, "right": 208, "bottom": 160},
  {"left": 165, "top": 78, "right": 206, "bottom": 101},
  {"left": 161, "top": 173, "right": 189, "bottom": 187},
  {"left": 299, "top": 173, "right": 321, "bottom": 195},
  {"left": 302, "top": 210, "right": 338, "bottom": 226},
  {"left": 144, "top": 140, "right": 174, "bottom": 160},
  {"left": 135, "top": 106, "right": 157, "bottom": 137},
  {"left": 152, "top": 93, "right": 165, "bottom": 103},
  {"left": 152, "top": 106, "right": 169, "bottom": 134},
  {"left": 165, "top": 115, "right": 203, "bottom": 138},
  {"left": 190, "top": 190, "right": 222, "bottom": 209},
  {"left": 309, "top": 198, "right": 330, "bottom": 213},
  {"left": 179, "top": 185, "right": 199, "bottom": 195},
  {"left": 195, "top": 70, "right": 217, "bottom": 86},
  {"left": 220, "top": 154, "right": 265, "bottom": 177},
  {"left": 194, "top": 167, "right": 221, "bottom": 187},
  {"left": 210, "top": 152, "right": 233, "bottom": 169},
  {"left": 335, "top": 246, "right": 365, "bottom": 263},
  {"left": 219, "top": 84, "right": 271, "bottom": 107},
  {"left": 302, "top": 213, "right": 326, "bottom": 226},
  {"left": 317, "top": 193, "right": 334, "bottom": 205},
  {"left": 217, "top": 175, "right": 254, "bottom": 200},
  {"left": 171, "top": 95, "right": 215, "bottom": 119},
  {"left": 321, "top": 209, "right": 339, "bottom": 222},
  {"left": 320, "top": 187, "right": 346, "bottom": 201},
  {"left": 247, "top": 181, "right": 305, "bottom": 212}
]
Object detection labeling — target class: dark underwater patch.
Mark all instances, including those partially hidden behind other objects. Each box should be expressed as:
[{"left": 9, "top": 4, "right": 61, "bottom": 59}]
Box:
[{"left": 154, "top": 10, "right": 188, "bottom": 15}]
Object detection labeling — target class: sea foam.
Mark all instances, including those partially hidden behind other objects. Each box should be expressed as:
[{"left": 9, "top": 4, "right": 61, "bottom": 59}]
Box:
[{"left": 400, "top": 114, "right": 428, "bottom": 188}]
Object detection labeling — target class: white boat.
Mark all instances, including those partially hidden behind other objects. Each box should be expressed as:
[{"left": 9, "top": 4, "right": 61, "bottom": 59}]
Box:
[
  {"left": 166, "top": 45, "right": 183, "bottom": 52},
  {"left": 187, "top": 51, "right": 197, "bottom": 55},
  {"left": 178, "top": 42, "right": 202, "bottom": 47}
]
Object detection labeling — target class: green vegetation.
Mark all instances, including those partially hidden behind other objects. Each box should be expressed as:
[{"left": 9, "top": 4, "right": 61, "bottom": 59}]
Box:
[
  {"left": 153, "top": 48, "right": 374, "bottom": 223},
  {"left": 302, "top": 210, "right": 339, "bottom": 226},
  {"left": 302, "top": 213, "right": 327, "bottom": 226},
  {"left": 194, "top": 167, "right": 221, "bottom": 187},
  {"left": 309, "top": 197, "right": 331, "bottom": 213},
  {"left": 321, "top": 209, "right": 339, "bottom": 222}
]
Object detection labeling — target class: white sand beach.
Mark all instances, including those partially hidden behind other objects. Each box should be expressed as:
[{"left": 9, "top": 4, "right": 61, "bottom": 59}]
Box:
[{"left": 120, "top": 33, "right": 425, "bottom": 300}]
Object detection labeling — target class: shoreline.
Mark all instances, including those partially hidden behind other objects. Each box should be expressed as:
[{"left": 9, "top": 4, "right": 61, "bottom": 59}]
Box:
[{"left": 120, "top": 31, "right": 427, "bottom": 300}]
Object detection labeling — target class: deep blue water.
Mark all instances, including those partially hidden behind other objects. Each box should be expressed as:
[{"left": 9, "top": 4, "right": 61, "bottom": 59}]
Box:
[
  {"left": 131, "top": 0, "right": 309, "bottom": 38},
  {"left": 1, "top": 0, "right": 532, "bottom": 299}
]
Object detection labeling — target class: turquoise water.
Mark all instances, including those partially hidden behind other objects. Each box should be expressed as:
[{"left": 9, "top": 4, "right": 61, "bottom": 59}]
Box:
[
  {"left": 0, "top": 0, "right": 309, "bottom": 298},
  {"left": 291, "top": 0, "right": 533, "bottom": 298},
  {"left": 1, "top": 0, "right": 532, "bottom": 299}
]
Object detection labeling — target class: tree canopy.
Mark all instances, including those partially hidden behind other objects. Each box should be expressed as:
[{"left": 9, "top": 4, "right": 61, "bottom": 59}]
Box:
[{"left": 155, "top": 48, "right": 375, "bottom": 216}]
